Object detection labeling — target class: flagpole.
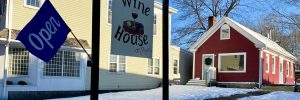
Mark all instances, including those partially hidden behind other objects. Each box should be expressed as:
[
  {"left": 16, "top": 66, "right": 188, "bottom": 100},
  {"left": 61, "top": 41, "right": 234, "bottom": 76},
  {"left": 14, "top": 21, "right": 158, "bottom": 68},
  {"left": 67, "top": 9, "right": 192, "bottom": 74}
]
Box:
[
  {"left": 91, "top": 0, "right": 100, "bottom": 100},
  {"left": 162, "top": 0, "right": 169, "bottom": 100},
  {"left": 3, "top": 0, "right": 13, "bottom": 99},
  {"left": 70, "top": 31, "right": 92, "bottom": 59}
]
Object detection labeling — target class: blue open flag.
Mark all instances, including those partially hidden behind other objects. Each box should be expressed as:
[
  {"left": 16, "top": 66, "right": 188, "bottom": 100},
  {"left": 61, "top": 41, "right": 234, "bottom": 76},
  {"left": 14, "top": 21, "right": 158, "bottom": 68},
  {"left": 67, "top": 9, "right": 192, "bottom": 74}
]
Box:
[{"left": 16, "top": 0, "right": 71, "bottom": 62}]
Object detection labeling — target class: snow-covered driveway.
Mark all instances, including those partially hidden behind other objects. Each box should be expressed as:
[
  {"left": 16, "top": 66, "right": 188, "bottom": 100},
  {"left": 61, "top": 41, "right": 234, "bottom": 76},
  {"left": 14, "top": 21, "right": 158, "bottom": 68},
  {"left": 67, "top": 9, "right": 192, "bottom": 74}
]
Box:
[{"left": 52, "top": 85, "right": 258, "bottom": 100}]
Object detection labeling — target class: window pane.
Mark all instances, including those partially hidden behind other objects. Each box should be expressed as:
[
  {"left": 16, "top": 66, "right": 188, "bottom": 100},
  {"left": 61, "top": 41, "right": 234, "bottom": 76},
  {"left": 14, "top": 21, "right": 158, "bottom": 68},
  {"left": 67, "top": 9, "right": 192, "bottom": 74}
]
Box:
[
  {"left": 148, "top": 66, "right": 153, "bottom": 74},
  {"left": 63, "top": 51, "right": 80, "bottom": 77},
  {"left": 154, "top": 67, "right": 159, "bottom": 75},
  {"left": 220, "top": 55, "right": 245, "bottom": 71},
  {"left": 110, "top": 54, "right": 117, "bottom": 62},
  {"left": 148, "top": 59, "right": 153, "bottom": 66},
  {"left": 154, "top": 59, "right": 159, "bottom": 67},
  {"left": 174, "top": 59, "right": 178, "bottom": 74},
  {"left": 27, "top": 0, "right": 30, "bottom": 5},
  {"left": 119, "top": 56, "right": 126, "bottom": 63},
  {"left": 148, "top": 59, "right": 153, "bottom": 74},
  {"left": 44, "top": 51, "right": 63, "bottom": 76},
  {"left": 108, "top": 0, "right": 112, "bottom": 11},
  {"left": 8, "top": 48, "right": 29, "bottom": 76},
  {"left": 108, "top": 0, "right": 112, "bottom": 24},
  {"left": 174, "top": 59, "right": 178, "bottom": 66},
  {"left": 119, "top": 64, "right": 126, "bottom": 72},
  {"left": 109, "top": 63, "right": 117, "bottom": 72},
  {"left": 31, "top": 0, "right": 35, "bottom": 6}
]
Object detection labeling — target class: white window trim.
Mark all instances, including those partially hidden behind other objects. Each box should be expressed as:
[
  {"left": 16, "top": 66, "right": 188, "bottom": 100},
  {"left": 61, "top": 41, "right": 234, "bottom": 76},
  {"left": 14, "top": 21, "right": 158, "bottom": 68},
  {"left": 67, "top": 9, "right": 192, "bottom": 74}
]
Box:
[
  {"left": 173, "top": 58, "right": 179, "bottom": 75},
  {"left": 220, "top": 24, "right": 230, "bottom": 40},
  {"left": 266, "top": 54, "right": 270, "bottom": 73},
  {"left": 272, "top": 56, "right": 275, "bottom": 74},
  {"left": 23, "top": 0, "right": 40, "bottom": 9},
  {"left": 218, "top": 52, "right": 246, "bottom": 73},
  {"left": 287, "top": 62, "right": 289, "bottom": 77},
  {"left": 108, "top": 55, "right": 127, "bottom": 73}
]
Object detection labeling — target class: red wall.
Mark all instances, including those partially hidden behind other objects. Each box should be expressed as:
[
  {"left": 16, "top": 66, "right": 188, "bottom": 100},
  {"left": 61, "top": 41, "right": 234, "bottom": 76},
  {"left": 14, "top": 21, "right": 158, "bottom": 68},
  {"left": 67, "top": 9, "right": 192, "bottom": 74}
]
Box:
[
  {"left": 194, "top": 27, "right": 259, "bottom": 82},
  {"left": 262, "top": 51, "right": 295, "bottom": 85}
]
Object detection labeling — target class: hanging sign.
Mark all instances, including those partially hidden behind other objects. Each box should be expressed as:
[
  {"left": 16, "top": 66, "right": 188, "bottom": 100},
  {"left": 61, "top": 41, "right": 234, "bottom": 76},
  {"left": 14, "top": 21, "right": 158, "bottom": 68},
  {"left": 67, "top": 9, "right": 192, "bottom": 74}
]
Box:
[{"left": 111, "top": 0, "right": 154, "bottom": 58}]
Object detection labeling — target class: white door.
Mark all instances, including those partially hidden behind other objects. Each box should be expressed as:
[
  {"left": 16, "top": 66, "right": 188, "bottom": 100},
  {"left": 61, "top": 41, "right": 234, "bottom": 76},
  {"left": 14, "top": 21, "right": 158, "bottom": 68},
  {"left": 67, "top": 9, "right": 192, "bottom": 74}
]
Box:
[
  {"left": 202, "top": 54, "right": 214, "bottom": 80},
  {"left": 279, "top": 59, "right": 283, "bottom": 84}
]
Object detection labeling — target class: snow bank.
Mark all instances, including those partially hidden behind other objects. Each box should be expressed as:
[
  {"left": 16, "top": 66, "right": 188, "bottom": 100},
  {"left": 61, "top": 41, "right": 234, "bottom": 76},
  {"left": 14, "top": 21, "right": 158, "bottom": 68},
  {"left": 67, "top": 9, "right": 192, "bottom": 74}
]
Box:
[
  {"left": 51, "top": 85, "right": 258, "bottom": 100},
  {"left": 239, "top": 91, "right": 300, "bottom": 100}
]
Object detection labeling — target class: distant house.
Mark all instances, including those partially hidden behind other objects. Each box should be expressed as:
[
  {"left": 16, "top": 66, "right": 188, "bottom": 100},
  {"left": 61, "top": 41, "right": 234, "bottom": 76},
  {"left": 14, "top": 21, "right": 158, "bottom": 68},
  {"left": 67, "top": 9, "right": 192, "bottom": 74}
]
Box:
[{"left": 189, "top": 17, "right": 298, "bottom": 86}]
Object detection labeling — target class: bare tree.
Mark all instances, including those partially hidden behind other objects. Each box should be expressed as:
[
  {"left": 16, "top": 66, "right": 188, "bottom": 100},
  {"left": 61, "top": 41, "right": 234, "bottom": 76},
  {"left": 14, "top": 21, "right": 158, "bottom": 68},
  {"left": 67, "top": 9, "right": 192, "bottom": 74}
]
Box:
[
  {"left": 270, "top": 0, "right": 300, "bottom": 57},
  {"left": 172, "top": 0, "right": 241, "bottom": 48}
]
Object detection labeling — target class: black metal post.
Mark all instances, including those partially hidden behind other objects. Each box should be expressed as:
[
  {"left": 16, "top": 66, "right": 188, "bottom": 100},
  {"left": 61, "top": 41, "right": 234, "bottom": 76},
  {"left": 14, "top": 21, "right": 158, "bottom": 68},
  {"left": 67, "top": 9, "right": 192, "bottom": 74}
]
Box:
[
  {"left": 162, "top": 0, "right": 169, "bottom": 100},
  {"left": 91, "top": 0, "right": 100, "bottom": 100}
]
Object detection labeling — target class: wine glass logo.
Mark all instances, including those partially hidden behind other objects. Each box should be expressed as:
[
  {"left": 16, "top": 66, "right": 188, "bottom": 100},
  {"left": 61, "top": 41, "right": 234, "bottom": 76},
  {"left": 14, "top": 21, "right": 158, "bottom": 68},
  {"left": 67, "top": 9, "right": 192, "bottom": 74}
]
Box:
[{"left": 132, "top": 10, "right": 138, "bottom": 30}]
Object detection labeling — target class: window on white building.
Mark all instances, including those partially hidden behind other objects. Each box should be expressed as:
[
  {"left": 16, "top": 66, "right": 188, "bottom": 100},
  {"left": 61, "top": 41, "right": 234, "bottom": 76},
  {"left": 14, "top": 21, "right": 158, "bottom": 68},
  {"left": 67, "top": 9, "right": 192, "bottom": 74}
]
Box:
[
  {"left": 173, "top": 59, "right": 179, "bottom": 74},
  {"left": 8, "top": 48, "right": 29, "bottom": 76},
  {"left": 154, "top": 58, "right": 159, "bottom": 75},
  {"left": 153, "top": 15, "right": 157, "bottom": 35},
  {"left": 109, "top": 54, "right": 126, "bottom": 72},
  {"left": 272, "top": 56, "right": 275, "bottom": 74},
  {"left": 26, "top": 0, "right": 40, "bottom": 8},
  {"left": 148, "top": 58, "right": 160, "bottom": 75},
  {"left": 220, "top": 24, "right": 230, "bottom": 40},
  {"left": 43, "top": 51, "right": 81, "bottom": 77},
  {"left": 218, "top": 53, "right": 246, "bottom": 72},
  {"left": 108, "top": 0, "right": 112, "bottom": 24},
  {"left": 148, "top": 59, "right": 153, "bottom": 74}
]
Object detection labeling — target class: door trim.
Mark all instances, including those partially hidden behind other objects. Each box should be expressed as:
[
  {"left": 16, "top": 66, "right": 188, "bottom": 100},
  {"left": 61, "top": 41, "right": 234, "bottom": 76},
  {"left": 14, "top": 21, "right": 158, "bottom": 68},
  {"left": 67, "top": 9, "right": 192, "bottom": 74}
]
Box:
[
  {"left": 202, "top": 54, "right": 214, "bottom": 80},
  {"left": 279, "top": 58, "right": 284, "bottom": 84}
]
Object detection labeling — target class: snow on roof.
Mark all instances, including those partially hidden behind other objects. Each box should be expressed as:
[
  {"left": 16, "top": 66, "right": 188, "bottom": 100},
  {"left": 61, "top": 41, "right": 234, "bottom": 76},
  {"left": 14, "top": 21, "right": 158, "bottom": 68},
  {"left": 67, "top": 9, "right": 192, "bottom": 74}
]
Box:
[{"left": 189, "top": 17, "right": 297, "bottom": 61}]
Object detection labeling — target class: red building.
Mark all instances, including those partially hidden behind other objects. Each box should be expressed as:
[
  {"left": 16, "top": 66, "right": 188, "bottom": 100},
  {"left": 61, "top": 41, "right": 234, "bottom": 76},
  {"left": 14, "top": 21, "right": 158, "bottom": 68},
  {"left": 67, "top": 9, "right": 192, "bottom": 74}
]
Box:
[{"left": 189, "top": 17, "right": 298, "bottom": 86}]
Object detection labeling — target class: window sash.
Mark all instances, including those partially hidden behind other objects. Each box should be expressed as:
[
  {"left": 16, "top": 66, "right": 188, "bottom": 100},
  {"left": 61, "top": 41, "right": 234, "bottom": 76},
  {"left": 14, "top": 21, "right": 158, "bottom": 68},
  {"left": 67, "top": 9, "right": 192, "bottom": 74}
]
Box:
[
  {"left": 44, "top": 51, "right": 80, "bottom": 77},
  {"left": 8, "top": 48, "right": 29, "bottom": 76},
  {"left": 109, "top": 55, "right": 126, "bottom": 72},
  {"left": 154, "top": 58, "right": 159, "bottom": 75},
  {"left": 272, "top": 57, "right": 275, "bottom": 74},
  {"left": 26, "top": 0, "right": 40, "bottom": 7},
  {"left": 148, "top": 59, "right": 153, "bottom": 74},
  {"left": 266, "top": 55, "right": 269, "bottom": 73},
  {"left": 287, "top": 62, "right": 289, "bottom": 76},
  {"left": 218, "top": 53, "right": 246, "bottom": 73},
  {"left": 153, "top": 15, "right": 157, "bottom": 35},
  {"left": 173, "top": 59, "right": 178, "bottom": 74},
  {"left": 148, "top": 58, "right": 159, "bottom": 75},
  {"left": 108, "top": 0, "right": 112, "bottom": 24}
]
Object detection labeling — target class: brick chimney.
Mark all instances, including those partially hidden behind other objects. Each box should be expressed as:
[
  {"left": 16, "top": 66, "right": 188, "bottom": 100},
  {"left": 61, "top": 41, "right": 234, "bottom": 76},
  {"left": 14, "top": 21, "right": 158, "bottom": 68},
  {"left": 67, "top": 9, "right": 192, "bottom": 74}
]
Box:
[{"left": 208, "top": 16, "right": 216, "bottom": 29}]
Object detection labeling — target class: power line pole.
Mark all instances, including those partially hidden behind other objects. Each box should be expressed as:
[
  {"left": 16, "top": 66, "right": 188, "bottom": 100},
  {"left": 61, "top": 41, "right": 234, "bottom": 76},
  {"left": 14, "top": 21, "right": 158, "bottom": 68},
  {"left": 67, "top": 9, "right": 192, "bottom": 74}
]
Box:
[
  {"left": 91, "top": 0, "right": 100, "bottom": 100},
  {"left": 162, "top": 0, "right": 169, "bottom": 100}
]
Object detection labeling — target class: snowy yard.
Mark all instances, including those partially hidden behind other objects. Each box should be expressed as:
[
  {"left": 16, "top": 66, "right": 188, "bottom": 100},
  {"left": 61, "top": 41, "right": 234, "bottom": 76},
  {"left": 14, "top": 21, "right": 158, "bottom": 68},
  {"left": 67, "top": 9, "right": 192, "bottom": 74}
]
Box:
[
  {"left": 239, "top": 91, "right": 300, "bottom": 100},
  {"left": 52, "top": 85, "right": 258, "bottom": 100}
]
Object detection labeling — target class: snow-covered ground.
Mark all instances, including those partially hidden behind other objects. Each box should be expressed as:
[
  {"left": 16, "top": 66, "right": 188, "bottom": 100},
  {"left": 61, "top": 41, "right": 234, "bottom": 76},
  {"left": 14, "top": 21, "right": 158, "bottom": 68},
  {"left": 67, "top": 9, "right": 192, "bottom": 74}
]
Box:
[
  {"left": 51, "top": 85, "right": 258, "bottom": 100},
  {"left": 239, "top": 91, "right": 300, "bottom": 100}
]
